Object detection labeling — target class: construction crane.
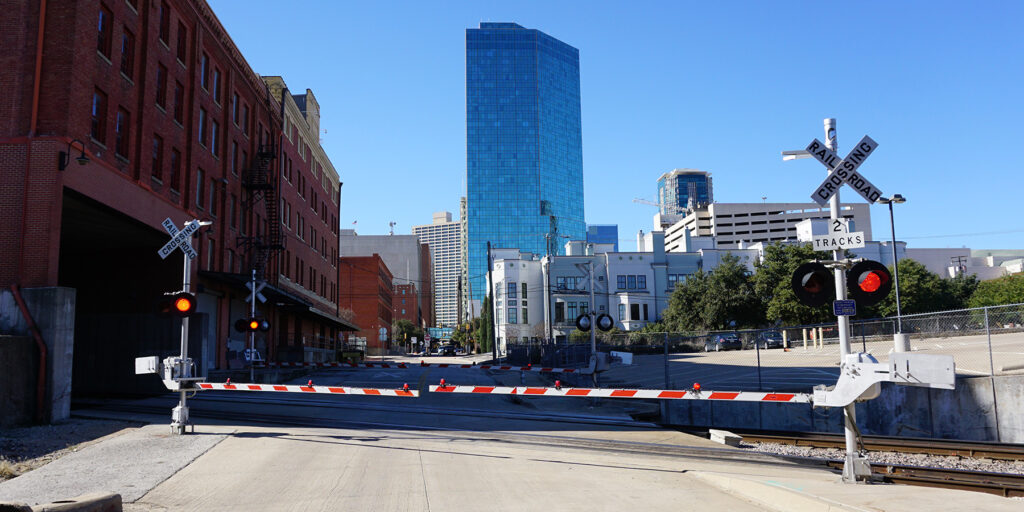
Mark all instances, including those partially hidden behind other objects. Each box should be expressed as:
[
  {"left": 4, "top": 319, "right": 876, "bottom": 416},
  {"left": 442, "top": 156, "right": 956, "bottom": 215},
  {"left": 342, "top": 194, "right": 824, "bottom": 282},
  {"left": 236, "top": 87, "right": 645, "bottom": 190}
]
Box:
[{"left": 632, "top": 198, "right": 688, "bottom": 215}]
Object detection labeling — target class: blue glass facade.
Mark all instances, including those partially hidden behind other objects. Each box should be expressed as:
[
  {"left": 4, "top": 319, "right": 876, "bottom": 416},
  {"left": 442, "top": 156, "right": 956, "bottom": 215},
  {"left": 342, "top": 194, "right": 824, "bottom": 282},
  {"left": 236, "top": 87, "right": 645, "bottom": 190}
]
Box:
[
  {"left": 586, "top": 224, "right": 619, "bottom": 251},
  {"left": 466, "top": 23, "right": 585, "bottom": 302},
  {"left": 657, "top": 169, "right": 712, "bottom": 214}
]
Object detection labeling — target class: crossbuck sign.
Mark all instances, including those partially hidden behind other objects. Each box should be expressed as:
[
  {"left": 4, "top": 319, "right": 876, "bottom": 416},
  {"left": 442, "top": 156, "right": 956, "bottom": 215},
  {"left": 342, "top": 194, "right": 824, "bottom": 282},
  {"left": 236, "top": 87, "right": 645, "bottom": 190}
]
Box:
[
  {"left": 158, "top": 218, "right": 199, "bottom": 260},
  {"left": 807, "top": 135, "right": 884, "bottom": 206}
]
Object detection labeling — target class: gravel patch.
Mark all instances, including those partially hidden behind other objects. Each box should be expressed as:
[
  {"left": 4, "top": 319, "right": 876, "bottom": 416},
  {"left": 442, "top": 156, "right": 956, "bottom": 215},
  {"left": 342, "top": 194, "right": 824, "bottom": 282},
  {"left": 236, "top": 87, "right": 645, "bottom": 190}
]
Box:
[
  {"left": 742, "top": 440, "right": 1024, "bottom": 475},
  {"left": 0, "top": 418, "right": 142, "bottom": 481}
]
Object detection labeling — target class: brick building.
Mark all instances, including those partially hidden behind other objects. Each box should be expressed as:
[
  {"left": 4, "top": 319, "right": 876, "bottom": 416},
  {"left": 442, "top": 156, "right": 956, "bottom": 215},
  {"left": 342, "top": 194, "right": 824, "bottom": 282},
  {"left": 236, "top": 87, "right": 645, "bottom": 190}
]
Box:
[
  {"left": 0, "top": 0, "right": 353, "bottom": 399},
  {"left": 393, "top": 283, "right": 420, "bottom": 326},
  {"left": 338, "top": 255, "right": 393, "bottom": 355}
]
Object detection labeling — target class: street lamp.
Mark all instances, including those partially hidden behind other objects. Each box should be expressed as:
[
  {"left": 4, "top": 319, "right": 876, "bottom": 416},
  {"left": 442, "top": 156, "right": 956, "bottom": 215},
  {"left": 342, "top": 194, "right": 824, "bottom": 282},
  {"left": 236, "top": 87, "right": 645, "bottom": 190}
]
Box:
[
  {"left": 58, "top": 139, "right": 90, "bottom": 170},
  {"left": 877, "top": 194, "right": 907, "bottom": 345}
]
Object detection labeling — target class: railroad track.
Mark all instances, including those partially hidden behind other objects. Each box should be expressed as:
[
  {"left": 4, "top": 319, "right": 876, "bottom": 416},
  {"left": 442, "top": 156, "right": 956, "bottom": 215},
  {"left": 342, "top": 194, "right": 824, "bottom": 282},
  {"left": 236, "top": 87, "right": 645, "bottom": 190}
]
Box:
[
  {"left": 824, "top": 459, "right": 1024, "bottom": 498},
  {"left": 705, "top": 429, "right": 1024, "bottom": 498},
  {"left": 730, "top": 429, "right": 1024, "bottom": 461}
]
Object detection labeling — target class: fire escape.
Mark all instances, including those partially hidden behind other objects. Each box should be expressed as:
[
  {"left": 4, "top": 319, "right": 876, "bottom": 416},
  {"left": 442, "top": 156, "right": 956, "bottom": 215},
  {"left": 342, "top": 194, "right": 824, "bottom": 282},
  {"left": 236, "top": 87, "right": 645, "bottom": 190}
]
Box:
[{"left": 238, "top": 142, "right": 285, "bottom": 275}]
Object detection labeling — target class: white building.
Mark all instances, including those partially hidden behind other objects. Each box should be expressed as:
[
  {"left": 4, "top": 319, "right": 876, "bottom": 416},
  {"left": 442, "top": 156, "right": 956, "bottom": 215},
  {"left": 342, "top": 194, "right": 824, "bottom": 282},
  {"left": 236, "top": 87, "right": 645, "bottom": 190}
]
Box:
[
  {"left": 492, "top": 234, "right": 703, "bottom": 349},
  {"left": 663, "top": 202, "right": 872, "bottom": 251},
  {"left": 413, "top": 211, "right": 461, "bottom": 327}
]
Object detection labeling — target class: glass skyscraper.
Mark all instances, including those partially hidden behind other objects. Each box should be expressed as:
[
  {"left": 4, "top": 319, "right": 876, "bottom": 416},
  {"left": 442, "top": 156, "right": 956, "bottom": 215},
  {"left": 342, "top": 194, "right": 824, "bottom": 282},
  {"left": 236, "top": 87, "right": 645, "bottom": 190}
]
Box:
[
  {"left": 466, "top": 22, "right": 585, "bottom": 303},
  {"left": 657, "top": 169, "right": 713, "bottom": 214}
]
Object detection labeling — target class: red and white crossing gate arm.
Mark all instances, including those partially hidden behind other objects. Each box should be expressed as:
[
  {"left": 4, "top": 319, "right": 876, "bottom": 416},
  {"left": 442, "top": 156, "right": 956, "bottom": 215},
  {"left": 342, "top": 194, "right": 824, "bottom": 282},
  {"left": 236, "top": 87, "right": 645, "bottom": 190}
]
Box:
[
  {"left": 428, "top": 385, "right": 812, "bottom": 403},
  {"left": 196, "top": 382, "right": 418, "bottom": 397},
  {"left": 258, "top": 362, "right": 578, "bottom": 373}
]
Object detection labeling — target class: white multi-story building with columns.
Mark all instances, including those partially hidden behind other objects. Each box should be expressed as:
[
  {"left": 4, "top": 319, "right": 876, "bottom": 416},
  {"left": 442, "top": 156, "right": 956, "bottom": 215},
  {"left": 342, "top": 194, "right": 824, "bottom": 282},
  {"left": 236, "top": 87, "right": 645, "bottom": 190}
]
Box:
[{"left": 491, "top": 233, "right": 703, "bottom": 351}]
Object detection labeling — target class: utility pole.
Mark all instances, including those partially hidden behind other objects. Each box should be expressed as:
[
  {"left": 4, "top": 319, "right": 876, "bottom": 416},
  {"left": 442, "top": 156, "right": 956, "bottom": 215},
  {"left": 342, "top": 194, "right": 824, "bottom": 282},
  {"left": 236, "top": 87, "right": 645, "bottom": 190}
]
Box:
[
  {"left": 250, "top": 268, "right": 257, "bottom": 383},
  {"left": 487, "top": 241, "right": 497, "bottom": 362},
  {"left": 588, "top": 257, "right": 597, "bottom": 387}
]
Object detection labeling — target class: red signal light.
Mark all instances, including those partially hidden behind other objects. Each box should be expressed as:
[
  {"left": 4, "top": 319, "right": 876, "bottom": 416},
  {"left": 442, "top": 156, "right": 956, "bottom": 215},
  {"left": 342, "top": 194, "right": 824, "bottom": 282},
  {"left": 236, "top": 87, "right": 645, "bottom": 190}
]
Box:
[
  {"left": 173, "top": 296, "right": 193, "bottom": 313},
  {"left": 248, "top": 320, "right": 260, "bottom": 331},
  {"left": 858, "top": 271, "right": 882, "bottom": 293}
]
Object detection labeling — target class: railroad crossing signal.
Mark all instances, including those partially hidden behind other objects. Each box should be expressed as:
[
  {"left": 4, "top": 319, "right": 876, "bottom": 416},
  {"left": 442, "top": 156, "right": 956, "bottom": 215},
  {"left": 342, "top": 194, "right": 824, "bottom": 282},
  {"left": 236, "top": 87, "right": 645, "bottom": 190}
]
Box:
[
  {"left": 235, "top": 317, "right": 270, "bottom": 333},
  {"left": 161, "top": 291, "right": 197, "bottom": 317},
  {"left": 807, "top": 135, "right": 884, "bottom": 205},
  {"left": 791, "top": 262, "right": 835, "bottom": 307},
  {"left": 158, "top": 218, "right": 200, "bottom": 260},
  {"left": 846, "top": 260, "right": 893, "bottom": 306},
  {"left": 245, "top": 280, "right": 267, "bottom": 303}
]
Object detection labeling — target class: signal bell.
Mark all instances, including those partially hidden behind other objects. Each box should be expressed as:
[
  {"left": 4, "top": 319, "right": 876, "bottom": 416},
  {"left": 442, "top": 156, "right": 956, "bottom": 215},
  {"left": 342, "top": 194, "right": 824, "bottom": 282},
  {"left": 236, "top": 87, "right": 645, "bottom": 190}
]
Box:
[
  {"left": 847, "top": 260, "right": 892, "bottom": 306},
  {"left": 791, "top": 262, "right": 835, "bottom": 307}
]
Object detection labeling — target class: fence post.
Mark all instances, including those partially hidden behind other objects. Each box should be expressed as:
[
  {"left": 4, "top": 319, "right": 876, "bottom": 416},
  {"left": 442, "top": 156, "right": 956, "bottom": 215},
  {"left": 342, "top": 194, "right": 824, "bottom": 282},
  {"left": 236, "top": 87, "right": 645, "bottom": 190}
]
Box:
[
  {"left": 985, "top": 307, "right": 995, "bottom": 377},
  {"left": 755, "top": 336, "right": 762, "bottom": 391},
  {"left": 664, "top": 332, "right": 670, "bottom": 390}
]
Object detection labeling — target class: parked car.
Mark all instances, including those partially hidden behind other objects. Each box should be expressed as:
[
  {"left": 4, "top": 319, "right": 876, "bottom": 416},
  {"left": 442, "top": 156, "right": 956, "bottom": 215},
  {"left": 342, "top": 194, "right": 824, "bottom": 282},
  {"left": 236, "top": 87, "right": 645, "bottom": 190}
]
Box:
[
  {"left": 704, "top": 334, "right": 742, "bottom": 352},
  {"left": 755, "top": 330, "right": 784, "bottom": 349}
]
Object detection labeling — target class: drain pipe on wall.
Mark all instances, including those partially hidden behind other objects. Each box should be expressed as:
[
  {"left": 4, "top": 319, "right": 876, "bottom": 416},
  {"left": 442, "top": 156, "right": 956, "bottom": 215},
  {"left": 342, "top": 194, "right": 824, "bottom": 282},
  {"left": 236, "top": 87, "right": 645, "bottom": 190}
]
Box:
[{"left": 11, "top": 284, "right": 48, "bottom": 424}]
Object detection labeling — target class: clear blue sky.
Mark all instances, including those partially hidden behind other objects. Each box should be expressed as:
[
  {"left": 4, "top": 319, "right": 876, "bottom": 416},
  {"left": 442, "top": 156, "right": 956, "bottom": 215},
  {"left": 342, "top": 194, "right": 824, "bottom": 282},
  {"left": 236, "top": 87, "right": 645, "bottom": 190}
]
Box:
[{"left": 209, "top": 0, "right": 1023, "bottom": 251}]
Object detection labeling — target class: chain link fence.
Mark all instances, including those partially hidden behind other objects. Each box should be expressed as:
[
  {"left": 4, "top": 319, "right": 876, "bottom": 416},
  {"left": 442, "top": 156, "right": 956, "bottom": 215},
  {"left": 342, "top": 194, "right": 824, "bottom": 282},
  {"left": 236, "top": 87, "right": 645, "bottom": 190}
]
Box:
[{"left": 505, "top": 303, "right": 1024, "bottom": 392}]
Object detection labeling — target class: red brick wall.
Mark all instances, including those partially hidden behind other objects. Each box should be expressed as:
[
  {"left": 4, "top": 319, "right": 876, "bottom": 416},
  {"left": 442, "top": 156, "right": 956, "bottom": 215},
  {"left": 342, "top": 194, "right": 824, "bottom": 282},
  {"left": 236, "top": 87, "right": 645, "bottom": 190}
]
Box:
[
  {"left": 338, "top": 255, "right": 393, "bottom": 351},
  {"left": 393, "top": 283, "right": 419, "bottom": 326}
]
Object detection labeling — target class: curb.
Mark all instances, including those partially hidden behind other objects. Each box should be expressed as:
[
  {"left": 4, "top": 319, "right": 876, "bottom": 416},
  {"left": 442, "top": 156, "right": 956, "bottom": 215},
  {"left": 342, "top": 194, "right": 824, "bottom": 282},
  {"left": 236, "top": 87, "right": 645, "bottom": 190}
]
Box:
[{"left": 689, "top": 472, "right": 869, "bottom": 512}]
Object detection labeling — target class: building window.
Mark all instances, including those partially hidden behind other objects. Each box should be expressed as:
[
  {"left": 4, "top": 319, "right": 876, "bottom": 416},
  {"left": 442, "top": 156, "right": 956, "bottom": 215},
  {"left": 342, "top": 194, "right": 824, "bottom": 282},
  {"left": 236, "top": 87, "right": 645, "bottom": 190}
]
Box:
[
  {"left": 522, "top": 282, "right": 527, "bottom": 299},
  {"left": 198, "top": 108, "right": 207, "bottom": 146},
  {"left": 151, "top": 135, "right": 163, "bottom": 181},
  {"left": 208, "top": 178, "right": 218, "bottom": 217},
  {"left": 200, "top": 53, "right": 209, "bottom": 90},
  {"left": 230, "top": 194, "right": 237, "bottom": 229},
  {"left": 176, "top": 21, "right": 186, "bottom": 62},
  {"left": 170, "top": 149, "right": 180, "bottom": 192},
  {"left": 115, "top": 108, "right": 129, "bottom": 158},
  {"left": 232, "top": 93, "right": 239, "bottom": 124},
  {"left": 91, "top": 89, "right": 107, "bottom": 143},
  {"left": 210, "top": 120, "right": 219, "bottom": 155},
  {"left": 555, "top": 302, "right": 565, "bottom": 323},
  {"left": 195, "top": 168, "right": 205, "bottom": 209},
  {"left": 631, "top": 304, "right": 640, "bottom": 321},
  {"left": 155, "top": 64, "right": 167, "bottom": 108},
  {"left": 580, "top": 302, "right": 588, "bottom": 315},
  {"left": 638, "top": 275, "right": 647, "bottom": 289},
  {"left": 522, "top": 307, "right": 528, "bottom": 324},
  {"left": 627, "top": 275, "right": 637, "bottom": 289},
  {"left": 119, "top": 27, "right": 135, "bottom": 78},
  {"left": 508, "top": 308, "right": 517, "bottom": 324},
  {"left": 242, "top": 105, "right": 249, "bottom": 135},
  {"left": 173, "top": 81, "right": 183, "bottom": 124},
  {"left": 617, "top": 275, "right": 626, "bottom": 289},
  {"left": 643, "top": 303, "right": 649, "bottom": 321},
  {"left": 213, "top": 68, "right": 221, "bottom": 103},
  {"left": 507, "top": 281, "right": 516, "bottom": 299},
  {"left": 230, "top": 141, "right": 238, "bottom": 175},
  {"left": 97, "top": 5, "right": 113, "bottom": 58},
  {"left": 158, "top": 1, "right": 169, "bottom": 43}
]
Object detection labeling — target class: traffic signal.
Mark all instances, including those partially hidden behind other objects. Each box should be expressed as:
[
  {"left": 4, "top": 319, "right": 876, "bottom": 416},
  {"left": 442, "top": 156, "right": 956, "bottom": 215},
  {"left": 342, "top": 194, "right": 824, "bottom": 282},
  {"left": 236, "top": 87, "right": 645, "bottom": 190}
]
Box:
[
  {"left": 234, "top": 317, "right": 270, "bottom": 332},
  {"left": 161, "top": 291, "right": 196, "bottom": 317},
  {"left": 791, "top": 262, "right": 835, "bottom": 306},
  {"left": 847, "top": 260, "right": 892, "bottom": 306},
  {"left": 596, "top": 313, "right": 615, "bottom": 332}
]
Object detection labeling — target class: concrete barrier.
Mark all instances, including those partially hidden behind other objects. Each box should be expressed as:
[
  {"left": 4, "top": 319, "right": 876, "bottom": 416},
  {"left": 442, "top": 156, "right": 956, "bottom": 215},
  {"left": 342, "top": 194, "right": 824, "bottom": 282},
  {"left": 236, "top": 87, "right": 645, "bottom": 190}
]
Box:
[{"left": 664, "top": 374, "right": 1024, "bottom": 443}]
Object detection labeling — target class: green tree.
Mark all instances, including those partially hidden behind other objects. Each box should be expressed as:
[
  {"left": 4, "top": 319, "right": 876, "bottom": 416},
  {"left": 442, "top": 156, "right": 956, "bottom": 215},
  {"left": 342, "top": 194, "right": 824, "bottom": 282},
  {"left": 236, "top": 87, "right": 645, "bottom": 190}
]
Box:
[
  {"left": 392, "top": 319, "right": 423, "bottom": 349},
  {"left": 968, "top": 273, "right": 1024, "bottom": 308},
  {"left": 752, "top": 242, "right": 833, "bottom": 326},
  {"left": 661, "top": 269, "right": 709, "bottom": 332},
  {"left": 943, "top": 272, "right": 980, "bottom": 309},
  {"left": 702, "top": 253, "right": 761, "bottom": 329},
  {"left": 475, "top": 295, "right": 494, "bottom": 353}
]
